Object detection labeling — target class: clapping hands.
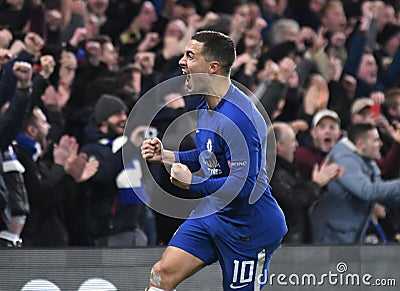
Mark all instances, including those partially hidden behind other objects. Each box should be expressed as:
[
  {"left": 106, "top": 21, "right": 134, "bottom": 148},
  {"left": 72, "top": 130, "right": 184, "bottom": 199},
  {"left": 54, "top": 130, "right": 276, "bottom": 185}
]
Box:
[
  {"left": 54, "top": 135, "right": 99, "bottom": 183},
  {"left": 312, "top": 158, "right": 345, "bottom": 187}
]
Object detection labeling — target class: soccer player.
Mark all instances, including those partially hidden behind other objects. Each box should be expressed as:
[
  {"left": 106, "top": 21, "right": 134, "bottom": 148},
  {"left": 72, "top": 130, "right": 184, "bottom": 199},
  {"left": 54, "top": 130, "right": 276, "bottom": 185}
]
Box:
[{"left": 141, "top": 30, "right": 287, "bottom": 291}]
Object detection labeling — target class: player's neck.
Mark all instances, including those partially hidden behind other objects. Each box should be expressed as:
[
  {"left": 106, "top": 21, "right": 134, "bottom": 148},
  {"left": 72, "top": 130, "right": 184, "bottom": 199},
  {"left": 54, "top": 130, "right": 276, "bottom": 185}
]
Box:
[{"left": 204, "top": 79, "right": 231, "bottom": 110}]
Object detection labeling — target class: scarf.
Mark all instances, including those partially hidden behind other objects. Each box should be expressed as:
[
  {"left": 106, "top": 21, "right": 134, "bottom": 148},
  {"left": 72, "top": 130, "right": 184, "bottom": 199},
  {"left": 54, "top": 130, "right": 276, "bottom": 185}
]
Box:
[{"left": 14, "top": 134, "right": 42, "bottom": 162}]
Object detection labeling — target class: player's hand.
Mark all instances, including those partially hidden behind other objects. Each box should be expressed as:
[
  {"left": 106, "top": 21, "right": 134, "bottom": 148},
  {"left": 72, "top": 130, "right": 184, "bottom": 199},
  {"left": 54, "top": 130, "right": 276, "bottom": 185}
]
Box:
[
  {"left": 170, "top": 163, "right": 191, "bottom": 190},
  {"left": 141, "top": 138, "right": 163, "bottom": 163}
]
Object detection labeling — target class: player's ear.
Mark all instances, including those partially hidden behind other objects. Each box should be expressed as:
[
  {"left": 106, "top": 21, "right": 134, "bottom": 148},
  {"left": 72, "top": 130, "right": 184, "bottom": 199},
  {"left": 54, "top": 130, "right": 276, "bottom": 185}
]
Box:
[{"left": 208, "top": 61, "right": 220, "bottom": 74}]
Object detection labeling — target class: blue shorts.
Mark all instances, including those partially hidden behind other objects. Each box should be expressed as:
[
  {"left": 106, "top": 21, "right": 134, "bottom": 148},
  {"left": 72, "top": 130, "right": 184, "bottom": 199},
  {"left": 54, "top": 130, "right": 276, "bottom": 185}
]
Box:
[{"left": 168, "top": 215, "right": 282, "bottom": 291}]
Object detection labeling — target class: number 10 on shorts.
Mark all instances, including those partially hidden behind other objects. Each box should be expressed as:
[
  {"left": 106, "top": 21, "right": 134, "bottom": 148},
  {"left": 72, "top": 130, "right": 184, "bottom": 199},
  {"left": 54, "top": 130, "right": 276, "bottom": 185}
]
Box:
[{"left": 232, "top": 260, "right": 254, "bottom": 284}]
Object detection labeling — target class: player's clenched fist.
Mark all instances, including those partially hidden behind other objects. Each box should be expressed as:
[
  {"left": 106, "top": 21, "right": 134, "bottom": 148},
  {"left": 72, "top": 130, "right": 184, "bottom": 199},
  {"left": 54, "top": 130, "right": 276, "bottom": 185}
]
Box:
[
  {"left": 141, "top": 138, "right": 162, "bottom": 163},
  {"left": 170, "top": 163, "right": 191, "bottom": 190}
]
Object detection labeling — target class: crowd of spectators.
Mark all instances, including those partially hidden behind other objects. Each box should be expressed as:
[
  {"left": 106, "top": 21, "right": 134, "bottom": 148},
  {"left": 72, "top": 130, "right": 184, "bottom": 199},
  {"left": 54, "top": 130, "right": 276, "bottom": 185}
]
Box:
[{"left": 1, "top": 0, "right": 400, "bottom": 247}]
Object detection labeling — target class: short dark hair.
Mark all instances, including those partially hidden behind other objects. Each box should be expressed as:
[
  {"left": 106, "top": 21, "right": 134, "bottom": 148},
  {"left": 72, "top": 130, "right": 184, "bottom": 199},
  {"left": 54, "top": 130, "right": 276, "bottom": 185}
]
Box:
[
  {"left": 191, "top": 30, "right": 236, "bottom": 75},
  {"left": 347, "top": 123, "right": 376, "bottom": 144}
]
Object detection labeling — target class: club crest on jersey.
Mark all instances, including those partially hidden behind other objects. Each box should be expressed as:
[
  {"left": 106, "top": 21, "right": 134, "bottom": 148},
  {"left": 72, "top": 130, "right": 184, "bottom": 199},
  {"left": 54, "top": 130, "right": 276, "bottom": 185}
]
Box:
[
  {"left": 200, "top": 138, "right": 222, "bottom": 175},
  {"left": 207, "top": 138, "right": 212, "bottom": 152}
]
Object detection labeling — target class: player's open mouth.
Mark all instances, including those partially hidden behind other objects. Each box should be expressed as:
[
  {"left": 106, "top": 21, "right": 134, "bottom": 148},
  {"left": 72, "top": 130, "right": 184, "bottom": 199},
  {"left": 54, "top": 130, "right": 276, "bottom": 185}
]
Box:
[
  {"left": 186, "top": 74, "right": 190, "bottom": 87},
  {"left": 182, "top": 71, "right": 192, "bottom": 88}
]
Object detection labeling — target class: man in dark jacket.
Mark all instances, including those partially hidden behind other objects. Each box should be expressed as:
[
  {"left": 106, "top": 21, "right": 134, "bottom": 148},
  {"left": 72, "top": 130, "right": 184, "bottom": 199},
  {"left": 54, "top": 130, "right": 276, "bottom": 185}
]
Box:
[
  {"left": 14, "top": 107, "right": 98, "bottom": 246},
  {"left": 270, "top": 122, "right": 342, "bottom": 243},
  {"left": 80, "top": 94, "right": 155, "bottom": 247},
  {"left": 0, "top": 61, "right": 33, "bottom": 247}
]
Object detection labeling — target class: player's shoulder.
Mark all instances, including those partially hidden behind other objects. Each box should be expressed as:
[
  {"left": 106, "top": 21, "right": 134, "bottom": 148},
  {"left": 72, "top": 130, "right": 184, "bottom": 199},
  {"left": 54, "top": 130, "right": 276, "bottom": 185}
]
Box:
[
  {"left": 227, "top": 85, "right": 253, "bottom": 107},
  {"left": 221, "top": 86, "right": 254, "bottom": 116}
]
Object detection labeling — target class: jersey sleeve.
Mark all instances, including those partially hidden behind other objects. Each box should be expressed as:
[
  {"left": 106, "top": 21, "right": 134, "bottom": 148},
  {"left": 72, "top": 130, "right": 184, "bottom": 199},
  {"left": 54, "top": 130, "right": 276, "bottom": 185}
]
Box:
[{"left": 174, "top": 149, "right": 201, "bottom": 172}]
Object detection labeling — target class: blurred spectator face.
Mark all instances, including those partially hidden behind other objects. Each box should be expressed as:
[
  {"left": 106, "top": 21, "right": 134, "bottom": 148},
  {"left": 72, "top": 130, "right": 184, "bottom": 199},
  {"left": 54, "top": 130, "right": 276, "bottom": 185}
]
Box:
[
  {"left": 383, "top": 32, "right": 400, "bottom": 56},
  {"left": 233, "top": 3, "right": 251, "bottom": 28},
  {"left": 30, "top": 107, "right": 51, "bottom": 149},
  {"left": 268, "top": 19, "right": 300, "bottom": 46},
  {"left": 197, "top": 0, "right": 213, "bottom": 12},
  {"left": 45, "top": 9, "right": 62, "bottom": 31},
  {"left": 0, "top": 28, "right": 13, "bottom": 49},
  {"left": 358, "top": 128, "right": 382, "bottom": 160},
  {"left": 260, "top": 0, "right": 276, "bottom": 16},
  {"left": 276, "top": 124, "right": 298, "bottom": 163},
  {"left": 283, "top": 23, "right": 299, "bottom": 43},
  {"left": 244, "top": 28, "right": 262, "bottom": 51},
  {"left": 173, "top": 2, "right": 196, "bottom": 25},
  {"left": 164, "top": 19, "right": 186, "bottom": 39},
  {"left": 86, "top": 13, "right": 100, "bottom": 38},
  {"left": 106, "top": 110, "right": 127, "bottom": 136},
  {"left": 139, "top": 1, "right": 158, "bottom": 32},
  {"left": 311, "top": 117, "right": 341, "bottom": 153},
  {"left": 357, "top": 53, "right": 378, "bottom": 85},
  {"left": 87, "top": 0, "right": 109, "bottom": 16},
  {"left": 248, "top": 2, "right": 261, "bottom": 22},
  {"left": 85, "top": 40, "right": 101, "bottom": 58},
  {"left": 309, "top": 0, "right": 326, "bottom": 13},
  {"left": 101, "top": 42, "right": 118, "bottom": 68},
  {"left": 321, "top": 2, "right": 347, "bottom": 32}
]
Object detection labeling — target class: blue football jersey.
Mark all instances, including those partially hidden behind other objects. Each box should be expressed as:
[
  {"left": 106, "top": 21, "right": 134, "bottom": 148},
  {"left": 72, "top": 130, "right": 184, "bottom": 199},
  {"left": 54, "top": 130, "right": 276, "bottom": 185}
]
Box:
[{"left": 175, "top": 84, "right": 287, "bottom": 244}]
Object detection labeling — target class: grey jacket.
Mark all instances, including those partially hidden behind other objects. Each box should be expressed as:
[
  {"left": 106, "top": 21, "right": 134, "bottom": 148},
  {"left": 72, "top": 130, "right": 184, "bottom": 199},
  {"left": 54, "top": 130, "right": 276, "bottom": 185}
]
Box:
[{"left": 310, "top": 138, "right": 400, "bottom": 244}]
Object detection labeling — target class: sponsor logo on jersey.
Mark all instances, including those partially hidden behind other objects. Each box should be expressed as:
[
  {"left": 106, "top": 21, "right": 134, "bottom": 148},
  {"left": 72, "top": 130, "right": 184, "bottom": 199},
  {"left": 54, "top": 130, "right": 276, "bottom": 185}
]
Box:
[{"left": 228, "top": 160, "right": 247, "bottom": 168}]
